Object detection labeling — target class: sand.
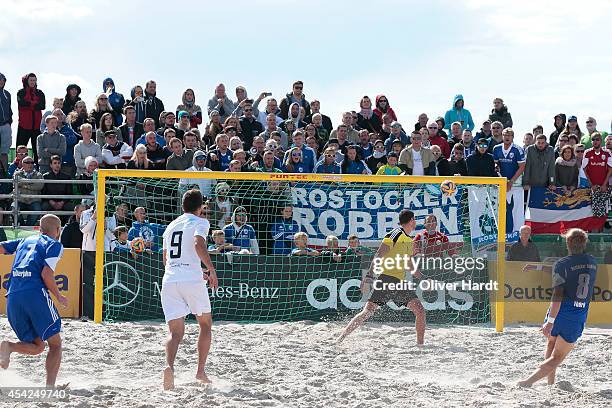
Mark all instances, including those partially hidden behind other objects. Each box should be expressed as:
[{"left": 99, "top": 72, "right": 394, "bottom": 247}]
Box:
[{"left": 0, "top": 318, "right": 610, "bottom": 407}]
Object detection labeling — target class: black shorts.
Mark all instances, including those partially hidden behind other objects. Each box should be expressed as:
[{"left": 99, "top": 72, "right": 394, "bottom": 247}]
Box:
[{"left": 369, "top": 274, "right": 418, "bottom": 306}]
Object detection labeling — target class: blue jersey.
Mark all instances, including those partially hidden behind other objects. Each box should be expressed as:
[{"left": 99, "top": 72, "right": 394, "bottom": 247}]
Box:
[
  {"left": 218, "top": 151, "right": 233, "bottom": 171},
  {"left": 282, "top": 162, "right": 309, "bottom": 173},
  {"left": 223, "top": 223, "right": 257, "bottom": 251},
  {"left": 271, "top": 219, "right": 300, "bottom": 255},
  {"left": 314, "top": 161, "right": 341, "bottom": 174},
  {"left": 1, "top": 235, "right": 64, "bottom": 296},
  {"left": 492, "top": 143, "right": 525, "bottom": 179},
  {"left": 128, "top": 221, "right": 166, "bottom": 252},
  {"left": 552, "top": 254, "right": 597, "bottom": 322}
]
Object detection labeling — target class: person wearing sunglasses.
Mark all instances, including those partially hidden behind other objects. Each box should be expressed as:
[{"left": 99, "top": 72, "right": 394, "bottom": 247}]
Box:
[
  {"left": 581, "top": 133, "right": 612, "bottom": 231},
  {"left": 373, "top": 95, "right": 397, "bottom": 123},
  {"left": 279, "top": 80, "right": 311, "bottom": 120},
  {"left": 427, "top": 121, "right": 450, "bottom": 159},
  {"left": 581, "top": 116, "right": 608, "bottom": 149},
  {"left": 466, "top": 138, "right": 496, "bottom": 177},
  {"left": 476, "top": 119, "right": 493, "bottom": 141},
  {"left": 284, "top": 130, "right": 315, "bottom": 172},
  {"left": 282, "top": 146, "right": 308, "bottom": 173},
  {"left": 314, "top": 147, "right": 341, "bottom": 174}
]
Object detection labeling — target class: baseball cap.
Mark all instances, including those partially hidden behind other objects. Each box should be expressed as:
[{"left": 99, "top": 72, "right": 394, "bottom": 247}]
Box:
[
  {"left": 477, "top": 138, "right": 489, "bottom": 146},
  {"left": 387, "top": 152, "right": 399, "bottom": 159},
  {"left": 81, "top": 198, "right": 94, "bottom": 207},
  {"left": 195, "top": 152, "right": 206, "bottom": 160},
  {"left": 104, "top": 130, "right": 117, "bottom": 137},
  {"left": 178, "top": 110, "right": 189, "bottom": 119},
  {"left": 568, "top": 115, "right": 577, "bottom": 122},
  {"left": 390, "top": 121, "right": 402, "bottom": 128},
  {"left": 482, "top": 119, "right": 491, "bottom": 125}
]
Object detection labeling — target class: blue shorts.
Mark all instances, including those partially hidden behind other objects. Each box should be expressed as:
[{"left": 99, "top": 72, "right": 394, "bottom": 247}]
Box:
[
  {"left": 7, "top": 289, "right": 62, "bottom": 343},
  {"left": 547, "top": 315, "right": 585, "bottom": 344}
]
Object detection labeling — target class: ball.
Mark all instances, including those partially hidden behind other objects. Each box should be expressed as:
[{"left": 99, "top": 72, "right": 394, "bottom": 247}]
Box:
[
  {"left": 440, "top": 180, "right": 456, "bottom": 196},
  {"left": 131, "top": 237, "right": 146, "bottom": 253}
]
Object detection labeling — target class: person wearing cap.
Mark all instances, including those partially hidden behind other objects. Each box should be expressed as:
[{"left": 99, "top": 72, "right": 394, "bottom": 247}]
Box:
[
  {"left": 62, "top": 84, "right": 82, "bottom": 115},
  {"left": 427, "top": 121, "right": 451, "bottom": 159},
  {"left": 384, "top": 121, "right": 409, "bottom": 153},
  {"left": 156, "top": 111, "right": 184, "bottom": 141},
  {"left": 398, "top": 131, "right": 435, "bottom": 176},
  {"left": 12, "top": 155, "right": 43, "bottom": 226},
  {"left": 488, "top": 97, "right": 513, "bottom": 129},
  {"left": 366, "top": 140, "right": 387, "bottom": 173},
  {"left": 444, "top": 94, "right": 474, "bottom": 132},
  {"left": 36, "top": 115, "right": 67, "bottom": 174},
  {"left": 176, "top": 110, "right": 192, "bottom": 134},
  {"left": 580, "top": 117, "right": 607, "bottom": 149},
  {"left": 101, "top": 129, "right": 133, "bottom": 169},
  {"left": 467, "top": 138, "right": 496, "bottom": 177},
  {"left": 476, "top": 119, "right": 493, "bottom": 141},
  {"left": 222, "top": 206, "right": 260, "bottom": 254},
  {"left": 549, "top": 114, "right": 567, "bottom": 148},
  {"left": 0, "top": 73, "right": 13, "bottom": 172},
  {"left": 563, "top": 115, "right": 584, "bottom": 140},
  {"left": 175, "top": 88, "right": 203, "bottom": 129},
  {"left": 376, "top": 152, "right": 402, "bottom": 175}
]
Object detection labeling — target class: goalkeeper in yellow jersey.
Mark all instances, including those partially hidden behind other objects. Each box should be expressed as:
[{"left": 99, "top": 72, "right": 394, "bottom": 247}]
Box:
[{"left": 337, "top": 209, "right": 426, "bottom": 345}]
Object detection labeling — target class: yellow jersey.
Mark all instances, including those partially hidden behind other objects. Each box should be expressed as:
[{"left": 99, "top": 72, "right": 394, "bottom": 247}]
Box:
[{"left": 379, "top": 227, "right": 414, "bottom": 280}]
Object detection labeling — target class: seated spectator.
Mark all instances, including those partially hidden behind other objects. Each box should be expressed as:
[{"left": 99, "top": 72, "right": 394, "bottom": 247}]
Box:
[
  {"left": 271, "top": 205, "right": 300, "bottom": 255},
  {"left": 222, "top": 206, "right": 259, "bottom": 254},
  {"left": 314, "top": 147, "right": 342, "bottom": 174},
  {"left": 341, "top": 145, "right": 369, "bottom": 174},
  {"left": 330, "top": 112, "right": 360, "bottom": 144},
  {"left": 51, "top": 108, "right": 79, "bottom": 177},
  {"left": 258, "top": 150, "right": 283, "bottom": 173},
  {"left": 305, "top": 134, "right": 321, "bottom": 161},
  {"left": 227, "top": 159, "right": 242, "bottom": 173},
  {"left": 398, "top": 131, "right": 435, "bottom": 175},
  {"left": 260, "top": 113, "right": 289, "bottom": 149},
  {"left": 8, "top": 145, "right": 28, "bottom": 178},
  {"left": 523, "top": 134, "right": 555, "bottom": 190},
  {"left": 281, "top": 103, "right": 307, "bottom": 132},
  {"left": 208, "top": 229, "right": 238, "bottom": 254},
  {"left": 135, "top": 118, "right": 165, "bottom": 146},
  {"left": 291, "top": 232, "right": 319, "bottom": 256},
  {"left": 431, "top": 145, "right": 450, "bottom": 176},
  {"left": 427, "top": 121, "right": 451, "bottom": 158},
  {"left": 41, "top": 155, "right": 74, "bottom": 221},
  {"left": 110, "top": 226, "right": 131, "bottom": 253},
  {"left": 77, "top": 156, "right": 98, "bottom": 196},
  {"left": 119, "top": 106, "right": 144, "bottom": 148},
  {"left": 68, "top": 100, "right": 96, "bottom": 134},
  {"left": 413, "top": 113, "right": 429, "bottom": 132},
  {"left": 156, "top": 111, "right": 184, "bottom": 141},
  {"left": 128, "top": 207, "right": 166, "bottom": 252},
  {"left": 101, "top": 130, "right": 133, "bottom": 169},
  {"left": 207, "top": 83, "right": 235, "bottom": 122},
  {"left": 310, "top": 113, "right": 330, "bottom": 144},
  {"left": 13, "top": 156, "right": 43, "bottom": 226},
  {"left": 448, "top": 144, "right": 468, "bottom": 176},
  {"left": 208, "top": 133, "right": 233, "bottom": 171},
  {"left": 304, "top": 99, "right": 333, "bottom": 135},
  {"left": 37, "top": 115, "right": 67, "bottom": 174},
  {"left": 143, "top": 130, "right": 169, "bottom": 170},
  {"left": 166, "top": 137, "right": 194, "bottom": 171},
  {"left": 74, "top": 123, "right": 102, "bottom": 176},
  {"left": 102, "top": 78, "right": 125, "bottom": 126},
  {"left": 434, "top": 116, "right": 448, "bottom": 140},
  {"left": 320, "top": 235, "right": 342, "bottom": 261},
  {"left": 248, "top": 136, "right": 266, "bottom": 167},
  {"left": 40, "top": 97, "right": 63, "bottom": 133},
  {"left": 489, "top": 97, "right": 513, "bottom": 129},
  {"left": 355, "top": 129, "right": 373, "bottom": 159},
  {"left": 467, "top": 138, "right": 496, "bottom": 177},
  {"left": 176, "top": 89, "right": 203, "bottom": 129},
  {"left": 176, "top": 111, "right": 193, "bottom": 135},
  {"left": 419, "top": 126, "right": 432, "bottom": 148},
  {"left": 447, "top": 121, "right": 463, "bottom": 151},
  {"left": 345, "top": 234, "right": 374, "bottom": 255},
  {"left": 127, "top": 144, "right": 154, "bottom": 169},
  {"left": 283, "top": 146, "right": 308, "bottom": 173},
  {"left": 384, "top": 121, "right": 410, "bottom": 153},
  {"left": 285, "top": 130, "right": 316, "bottom": 172},
  {"left": 229, "top": 134, "right": 243, "bottom": 152},
  {"left": 506, "top": 225, "right": 541, "bottom": 262},
  {"left": 60, "top": 204, "right": 85, "bottom": 248},
  {"left": 555, "top": 145, "right": 579, "bottom": 192},
  {"left": 95, "top": 112, "right": 120, "bottom": 145},
  {"left": 179, "top": 150, "right": 215, "bottom": 197},
  {"left": 376, "top": 152, "right": 402, "bottom": 175},
  {"left": 366, "top": 140, "right": 387, "bottom": 174}
]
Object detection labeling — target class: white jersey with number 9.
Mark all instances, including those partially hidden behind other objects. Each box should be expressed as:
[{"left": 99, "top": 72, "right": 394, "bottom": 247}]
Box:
[{"left": 162, "top": 213, "right": 210, "bottom": 284}]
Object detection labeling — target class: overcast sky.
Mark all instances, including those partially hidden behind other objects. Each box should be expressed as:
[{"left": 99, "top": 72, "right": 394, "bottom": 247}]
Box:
[{"left": 2, "top": 0, "right": 612, "bottom": 143}]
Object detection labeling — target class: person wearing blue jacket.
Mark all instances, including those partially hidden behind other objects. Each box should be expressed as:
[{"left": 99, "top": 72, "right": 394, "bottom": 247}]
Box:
[
  {"left": 127, "top": 207, "right": 166, "bottom": 252},
  {"left": 103, "top": 78, "right": 125, "bottom": 126},
  {"left": 444, "top": 94, "right": 474, "bottom": 132},
  {"left": 223, "top": 206, "right": 260, "bottom": 254},
  {"left": 56, "top": 111, "right": 79, "bottom": 177},
  {"left": 270, "top": 206, "right": 300, "bottom": 255}
]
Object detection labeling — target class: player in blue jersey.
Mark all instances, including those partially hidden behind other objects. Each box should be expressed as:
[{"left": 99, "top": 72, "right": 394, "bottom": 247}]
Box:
[
  {"left": 0, "top": 214, "right": 67, "bottom": 387},
  {"left": 270, "top": 206, "right": 300, "bottom": 255},
  {"left": 518, "top": 228, "right": 597, "bottom": 387}
]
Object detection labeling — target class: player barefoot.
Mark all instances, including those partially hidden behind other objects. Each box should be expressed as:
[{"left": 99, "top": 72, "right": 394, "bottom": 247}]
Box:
[
  {"left": 518, "top": 228, "right": 596, "bottom": 387},
  {"left": 0, "top": 214, "right": 68, "bottom": 387},
  {"left": 337, "top": 210, "right": 425, "bottom": 345},
  {"left": 161, "top": 189, "right": 218, "bottom": 390}
]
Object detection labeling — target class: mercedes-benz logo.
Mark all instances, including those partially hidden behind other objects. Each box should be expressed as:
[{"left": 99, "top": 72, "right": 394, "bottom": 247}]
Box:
[{"left": 103, "top": 261, "right": 142, "bottom": 308}]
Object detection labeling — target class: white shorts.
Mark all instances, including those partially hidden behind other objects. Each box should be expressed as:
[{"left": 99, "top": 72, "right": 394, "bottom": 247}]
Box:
[{"left": 161, "top": 281, "right": 211, "bottom": 322}]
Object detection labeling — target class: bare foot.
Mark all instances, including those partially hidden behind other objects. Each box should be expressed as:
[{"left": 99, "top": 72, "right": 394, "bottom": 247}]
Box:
[
  {"left": 163, "top": 367, "right": 174, "bottom": 390},
  {"left": 0, "top": 341, "right": 11, "bottom": 369},
  {"left": 517, "top": 380, "right": 532, "bottom": 388},
  {"left": 195, "top": 372, "right": 212, "bottom": 384}
]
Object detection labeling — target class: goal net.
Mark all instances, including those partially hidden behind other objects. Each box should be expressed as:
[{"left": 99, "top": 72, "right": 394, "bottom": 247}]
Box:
[{"left": 92, "top": 171, "right": 506, "bottom": 329}]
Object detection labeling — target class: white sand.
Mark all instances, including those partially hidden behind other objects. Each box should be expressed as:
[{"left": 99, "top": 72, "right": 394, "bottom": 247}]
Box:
[{"left": 0, "top": 318, "right": 610, "bottom": 407}]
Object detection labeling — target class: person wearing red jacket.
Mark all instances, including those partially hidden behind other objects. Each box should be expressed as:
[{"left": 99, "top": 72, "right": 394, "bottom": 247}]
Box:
[
  {"left": 373, "top": 94, "right": 397, "bottom": 123},
  {"left": 16, "top": 73, "right": 45, "bottom": 164}
]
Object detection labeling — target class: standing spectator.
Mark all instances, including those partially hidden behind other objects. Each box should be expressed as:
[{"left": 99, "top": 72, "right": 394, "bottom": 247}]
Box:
[
  {"left": 239, "top": 100, "right": 263, "bottom": 150},
  {"left": 574, "top": 144, "right": 589, "bottom": 188},
  {"left": 255, "top": 97, "right": 282, "bottom": 128},
  {"left": 460, "top": 129, "right": 476, "bottom": 157},
  {"left": 77, "top": 156, "right": 98, "bottom": 196},
  {"left": 165, "top": 137, "right": 193, "bottom": 171},
  {"left": 523, "top": 132, "right": 534, "bottom": 149},
  {"left": 54, "top": 109, "right": 79, "bottom": 178},
  {"left": 314, "top": 147, "right": 342, "bottom": 174},
  {"left": 475, "top": 119, "right": 493, "bottom": 141},
  {"left": 356, "top": 96, "right": 381, "bottom": 134},
  {"left": 8, "top": 145, "right": 28, "bottom": 178},
  {"left": 282, "top": 146, "right": 308, "bottom": 173},
  {"left": 581, "top": 117, "right": 607, "bottom": 149},
  {"left": 467, "top": 138, "right": 496, "bottom": 177},
  {"left": 127, "top": 85, "right": 146, "bottom": 123},
  {"left": 493, "top": 128, "right": 525, "bottom": 192},
  {"left": 523, "top": 134, "right": 555, "bottom": 191},
  {"left": 373, "top": 95, "right": 397, "bottom": 123},
  {"left": 564, "top": 115, "right": 584, "bottom": 141},
  {"left": 414, "top": 113, "right": 429, "bottom": 132},
  {"left": 128, "top": 207, "right": 166, "bottom": 252},
  {"left": 431, "top": 145, "right": 451, "bottom": 176},
  {"left": 204, "top": 110, "right": 224, "bottom": 145},
  {"left": 0, "top": 73, "right": 13, "bottom": 172},
  {"left": 488, "top": 97, "right": 513, "bottom": 129},
  {"left": 384, "top": 121, "right": 410, "bottom": 153},
  {"left": 60, "top": 204, "right": 85, "bottom": 248},
  {"left": 435, "top": 117, "right": 448, "bottom": 139},
  {"left": 74, "top": 124, "right": 102, "bottom": 176},
  {"left": 101, "top": 130, "right": 133, "bottom": 169},
  {"left": 448, "top": 145, "right": 468, "bottom": 176},
  {"left": 582, "top": 132, "right": 612, "bottom": 230},
  {"left": 260, "top": 114, "right": 288, "bottom": 149},
  {"left": 505, "top": 225, "right": 540, "bottom": 262},
  {"left": 230, "top": 86, "right": 249, "bottom": 117},
  {"left": 119, "top": 106, "right": 144, "bottom": 148},
  {"left": 143, "top": 80, "right": 165, "bottom": 127},
  {"left": 207, "top": 83, "right": 234, "bottom": 121},
  {"left": 41, "top": 155, "right": 74, "bottom": 220},
  {"left": 398, "top": 131, "right": 435, "bottom": 175},
  {"left": 41, "top": 98, "right": 63, "bottom": 132},
  {"left": 102, "top": 78, "right": 125, "bottom": 125},
  {"left": 222, "top": 206, "right": 260, "bottom": 254},
  {"left": 554, "top": 134, "right": 570, "bottom": 158},
  {"left": 532, "top": 124, "right": 544, "bottom": 137},
  {"left": 156, "top": 111, "right": 184, "bottom": 141},
  {"left": 376, "top": 152, "right": 402, "bottom": 175},
  {"left": 90, "top": 93, "right": 115, "bottom": 130},
  {"left": 68, "top": 100, "right": 95, "bottom": 133},
  {"left": 16, "top": 73, "right": 45, "bottom": 163},
  {"left": 304, "top": 99, "right": 333, "bottom": 135},
  {"left": 95, "top": 112, "right": 121, "bottom": 145},
  {"left": 37, "top": 115, "right": 67, "bottom": 174},
  {"left": 280, "top": 81, "right": 311, "bottom": 120},
  {"left": 555, "top": 145, "right": 579, "bottom": 192},
  {"left": 175, "top": 88, "right": 203, "bottom": 128},
  {"left": 62, "top": 84, "right": 81, "bottom": 115},
  {"left": 549, "top": 113, "right": 566, "bottom": 148},
  {"left": 444, "top": 94, "right": 474, "bottom": 132},
  {"left": 13, "top": 156, "right": 43, "bottom": 226},
  {"left": 487, "top": 121, "right": 504, "bottom": 153},
  {"left": 271, "top": 205, "right": 300, "bottom": 255},
  {"left": 366, "top": 140, "right": 387, "bottom": 174},
  {"left": 127, "top": 144, "right": 154, "bottom": 169},
  {"left": 427, "top": 121, "right": 450, "bottom": 159}
]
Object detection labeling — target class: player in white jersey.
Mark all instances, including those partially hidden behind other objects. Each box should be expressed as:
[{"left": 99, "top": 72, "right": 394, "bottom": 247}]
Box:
[{"left": 161, "top": 189, "right": 217, "bottom": 390}]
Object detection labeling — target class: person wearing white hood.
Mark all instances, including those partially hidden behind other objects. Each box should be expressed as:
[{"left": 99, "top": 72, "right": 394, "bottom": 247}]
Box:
[
  {"left": 222, "top": 206, "right": 259, "bottom": 255},
  {"left": 179, "top": 150, "right": 216, "bottom": 198}
]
